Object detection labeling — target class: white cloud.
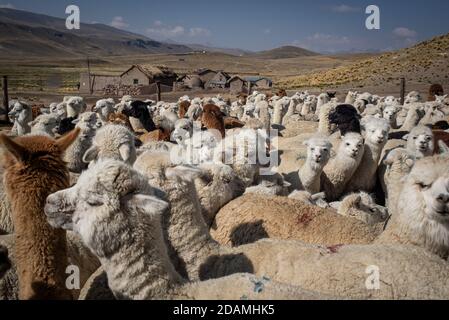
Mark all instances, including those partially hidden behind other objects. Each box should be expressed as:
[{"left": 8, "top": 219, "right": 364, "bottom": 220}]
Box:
[
  {"left": 188, "top": 27, "right": 211, "bottom": 37},
  {"left": 110, "top": 16, "right": 129, "bottom": 29},
  {"left": 393, "top": 27, "right": 417, "bottom": 38},
  {"left": 146, "top": 21, "right": 211, "bottom": 40},
  {"left": 292, "top": 33, "right": 352, "bottom": 53},
  {"left": 146, "top": 25, "right": 185, "bottom": 38},
  {"left": 0, "top": 3, "right": 15, "bottom": 9},
  {"left": 330, "top": 4, "right": 360, "bottom": 13}
]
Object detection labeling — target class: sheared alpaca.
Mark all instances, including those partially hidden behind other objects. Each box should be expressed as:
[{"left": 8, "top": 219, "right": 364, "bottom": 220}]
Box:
[{"left": 0, "top": 129, "right": 80, "bottom": 299}]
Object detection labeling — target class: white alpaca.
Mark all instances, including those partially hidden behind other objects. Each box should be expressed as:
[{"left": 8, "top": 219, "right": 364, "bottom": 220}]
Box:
[
  {"left": 345, "top": 117, "right": 390, "bottom": 193},
  {"left": 383, "top": 105, "right": 399, "bottom": 128},
  {"left": 321, "top": 133, "right": 365, "bottom": 201},
  {"left": 93, "top": 98, "right": 115, "bottom": 123},
  {"left": 8, "top": 101, "right": 32, "bottom": 136},
  {"left": 330, "top": 192, "right": 389, "bottom": 225},
  {"left": 404, "top": 125, "right": 434, "bottom": 159},
  {"left": 29, "top": 114, "right": 59, "bottom": 137},
  {"left": 293, "top": 137, "right": 332, "bottom": 193},
  {"left": 398, "top": 103, "right": 425, "bottom": 131},
  {"left": 315, "top": 93, "right": 330, "bottom": 116},
  {"left": 83, "top": 124, "right": 136, "bottom": 165},
  {"left": 344, "top": 91, "right": 358, "bottom": 104},
  {"left": 272, "top": 98, "right": 290, "bottom": 126},
  {"left": 66, "top": 96, "right": 86, "bottom": 118},
  {"left": 377, "top": 155, "right": 449, "bottom": 259}
]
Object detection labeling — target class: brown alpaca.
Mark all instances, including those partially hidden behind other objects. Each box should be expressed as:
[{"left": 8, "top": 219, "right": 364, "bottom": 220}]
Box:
[
  {"left": 107, "top": 113, "right": 133, "bottom": 131},
  {"left": 178, "top": 100, "right": 191, "bottom": 119},
  {"left": 201, "top": 104, "right": 225, "bottom": 138},
  {"left": 31, "top": 104, "right": 44, "bottom": 120},
  {"left": 277, "top": 89, "right": 287, "bottom": 98},
  {"left": 432, "top": 130, "right": 449, "bottom": 154},
  {"left": 0, "top": 129, "right": 80, "bottom": 300},
  {"left": 224, "top": 117, "right": 245, "bottom": 129},
  {"left": 139, "top": 128, "right": 171, "bottom": 144},
  {"left": 428, "top": 84, "right": 444, "bottom": 102}
]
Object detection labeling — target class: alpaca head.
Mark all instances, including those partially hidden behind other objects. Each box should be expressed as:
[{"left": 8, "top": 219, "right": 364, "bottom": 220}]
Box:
[
  {"left": 400, "top": 155, "right": 449, "bottom": 226},
  {"left": 317, "top": 93, "right": 330, "bottom": 105},
  {"left": 93, "top": 99, "right": 115, "bottom": 120},
  {"left": 435, "top": 95, "right": 448, "bottom": 104},
  {"left": 404, "top": 126, "right": 434, "bottom": 158},
  {"left": 340, "top": 192, "right": 389, "bottom": 225},
  {"left": 383, "top": 148, "right": 415, "bottom": 181},
  {"left": 45, "top": 160, "right": 169, "bottom": 258},
  {"left": 361, "top": 117, "right": 390, "bottom": 148},
  {"left": 8, "top": 101, "right": 31, "bottom": 124},
  {"left": 66, "top": 97, "right": 86, "bottom": 117},
  {"left": 362, "top": 105, "right": 382, "bottom": 118},
  {"left": 353, "top": 99, "right": 367, "bottom": 114},
  {"left": 329, "top": 104, "right": 361, "bottom": 135},
  {"left": 304, "top": 137, "right": 332, "bottom": 169},
  {"left": 74, "top": 112, "right": 101, "bottom": 130},
  {"left": 346, "top": 91, "right": 358, "bottom": 102},
  {"left": 83, "top": 124, "right": 136, "bottom": 165},
  {"left": 0, "top": 128, "right": 80, "bottom": 178},
  {"left": 384, "top": 96, "right": 398, "bottom": 105},
  {"left": 29, "top": 114, "right": 59, "bottom": 135},
  {"left": 405, "top": 91, "right": 422, "bottom": 104},
  {"left": 172, "top": 119, "right": 194, "bottom": 145},
  {"left": 340, "top": 132, "right": 364, "bottom": 159},
  {"left": 383, "top": 105, "right": 399, "bottom": 123}
]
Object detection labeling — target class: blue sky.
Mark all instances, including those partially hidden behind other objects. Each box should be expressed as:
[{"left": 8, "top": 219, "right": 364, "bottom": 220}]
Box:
[{"left": 1, "top": 0, "right": 449, "bottom": 52}]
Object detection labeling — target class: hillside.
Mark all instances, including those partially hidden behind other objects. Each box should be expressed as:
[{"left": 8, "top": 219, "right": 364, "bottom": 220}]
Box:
[
  {"left": 278, "top": 33, "right": 449, "bottom": 89},
  {"left": 0, "top": 8, "right": 191, "bottom": 58},
  {"left": 251, "top": 46, "right": 319, "bottom": 59}
]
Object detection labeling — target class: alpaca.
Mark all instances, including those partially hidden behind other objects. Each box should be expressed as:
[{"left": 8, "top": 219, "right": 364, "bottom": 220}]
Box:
[
  {"left": 399, "top": 103, "right": 425, "bottom": 131},
  {"left": 314, "top": 93, "right": 330, "bottom": 116},
  {"left": 122, "top": 100, "right": 156, "bottom": 133},
  {"left": 83, "top": 124, "right": 137, "bottom": 165},
  {"left": 379, "top": 148, "right": 415, "bottom": 216},
  {"left": 291, "top": 137, "right": 332, "bottom": 193},
  {"left": 428, "top": 84, "right": 444, "bottom": 102},
  {"left": 404, "top": 125, "right": 434, "bottom": 159},
  {"left": 44, "top": 160, "right": 326, "bottom": 300},
  {"left": 65, "top": 97, "right": 86, "bottom": 118},
  {"left": 178, "top": 100, "right": 191, "bottom": 119},
  {"left": 288, "top": 191, "right": 328, "bottom": 208},
  {"left": 29, "top": 114, "right": 59, "bottom": 137},
  {"left": 383, "top": 105, "right": 399, "bottom": 129},
  {"left": 345, "top": 117, "right": 390, "bottom": 193},
  {"left": 328, "top": 105, "right": 361, "bottom": 136},
  {"left": 8, "top": 101, "right": 32, "bottom": 136},
  {"left": 93, "top": 98, "right": 115, "bottom": 123},
  {"left": 201, "top": 104, "right": 225, "bottom": 138},
  {"left": 0, "top": 129, "right": 80, "bottom": 299},
  {"left": 107, "top": 112, "right": 134, "bottom": 131},
  {"left": 376, "top": 154, "right": 449, "bottom": 259},
  {"left": 330, "top": 192, "right": 389, "bottom": 225},
  {"left": 344, "top": 91, "right": 358, "bottom": 104},
  {"left": 272, "top": 98, "right": 289, "bottom": 126},
  {"left": 321, "top": 133, "right": 365, "bottom": 201},
  {"left": 317, "top": 102, "right": 336, "bottom": 136}
]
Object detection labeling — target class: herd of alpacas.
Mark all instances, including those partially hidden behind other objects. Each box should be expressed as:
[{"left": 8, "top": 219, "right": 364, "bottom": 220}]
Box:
[{"left": 1, "top": 87, "right": 449, "bottom": 300}]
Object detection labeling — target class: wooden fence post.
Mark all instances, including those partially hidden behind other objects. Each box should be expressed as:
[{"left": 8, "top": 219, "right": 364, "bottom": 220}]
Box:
[
  {"left": 2, "top": 76, "right": 9, "bottom": 123},
  {"left": 400, "top": 77, "right": 406, "bottom": 105},
  {"left": 156, "top": 82, "right": 161, "bottom": 102}
]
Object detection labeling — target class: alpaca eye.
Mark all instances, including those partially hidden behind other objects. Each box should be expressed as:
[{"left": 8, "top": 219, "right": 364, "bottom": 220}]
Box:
[
  {"left": 370, "top": 208, "right": 376, "bottom": 213},
  {"left": 346, "top": 143, "right": 350, "bottom": 146},
  {"left": 417, "top": 182, "right": 431, "bottom": 190},
  {"left": 87, "top": 199, "right": 103, "bottom": 207},
  {"left": 413, "top": 137, "right": 417, "bottom": 140}
]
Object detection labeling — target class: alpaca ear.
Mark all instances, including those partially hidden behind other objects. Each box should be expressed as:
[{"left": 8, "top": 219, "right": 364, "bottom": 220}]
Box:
[
  {"left": 353, "top": 195, "right": 362, "bottom": 207},
  {"left": 0, "top": 134, "right": 29, "bottom": 162},
  {"left": 119, "top": 144, "right": 133, "bottom": 163},
  {"left": 126, "top": 194, "right": 169, "bottom": 217},
  {"left": 56, "top": 128, "right": 80, "bottom": 152},
  {"left": 438, "top": 140, "right": 449, "bottom": 154},
  {"left": 72, "top": 119, "right": 80, "bottom": 125},
  {"left": 83, "top": 146, "right": 98, "bottom": 164},
  {"left": 402, "top": 134, "right": 409, "bottom": 141}
]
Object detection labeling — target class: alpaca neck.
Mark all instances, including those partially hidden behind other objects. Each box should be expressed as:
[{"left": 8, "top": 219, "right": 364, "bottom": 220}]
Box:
[
  {"left": 400, "top": 111, "right": 419, "bottom": 131},
  {"left": 160, "top": 178, "right": 222, "bottom": 281},
  {"left": 6, "top": 167, "right": 70, "bottom": 299},
  {"left": 299, "top": 160, "right": 324, "bottom": 194},
  {"left": 102, "top": 210, "right": 185, "bottom": 300},
  {"left": 16, "top": 121, "right": 31, "bottom": 136}
]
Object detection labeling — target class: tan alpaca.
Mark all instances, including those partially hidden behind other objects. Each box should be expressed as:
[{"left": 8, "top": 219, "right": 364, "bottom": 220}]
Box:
[{"left": 0, "top": 129, "right": 80, "bottom": 300}]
